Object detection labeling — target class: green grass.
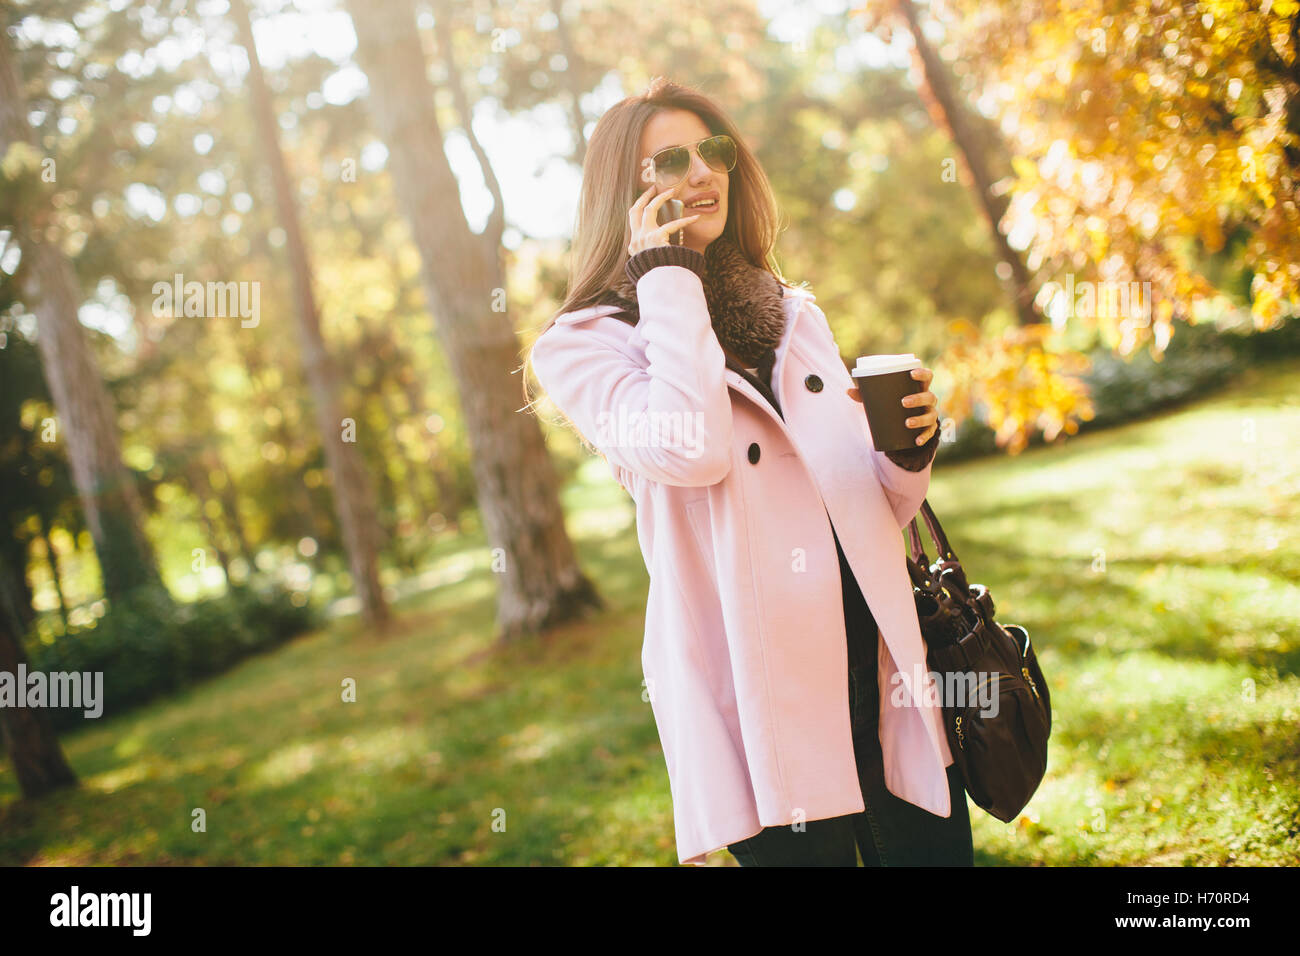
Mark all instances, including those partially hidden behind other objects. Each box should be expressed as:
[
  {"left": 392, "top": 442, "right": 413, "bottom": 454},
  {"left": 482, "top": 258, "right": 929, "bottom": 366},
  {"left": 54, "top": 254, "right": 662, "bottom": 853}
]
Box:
[{"left": 2, "top": 362, "right": 1297, "bottom": 865}]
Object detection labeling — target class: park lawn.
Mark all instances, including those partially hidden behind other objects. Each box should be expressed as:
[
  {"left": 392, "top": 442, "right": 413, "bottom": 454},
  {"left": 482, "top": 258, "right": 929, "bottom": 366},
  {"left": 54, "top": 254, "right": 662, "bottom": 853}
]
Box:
[{"left": 0, "top": 360, "right": 1297, "bottom": 866}]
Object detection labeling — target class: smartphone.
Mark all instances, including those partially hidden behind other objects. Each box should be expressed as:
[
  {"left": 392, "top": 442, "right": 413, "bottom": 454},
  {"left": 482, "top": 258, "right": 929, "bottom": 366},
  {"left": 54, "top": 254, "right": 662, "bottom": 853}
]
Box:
[{"left": 656, "top": 198, "right": 685, "bottom": 245}]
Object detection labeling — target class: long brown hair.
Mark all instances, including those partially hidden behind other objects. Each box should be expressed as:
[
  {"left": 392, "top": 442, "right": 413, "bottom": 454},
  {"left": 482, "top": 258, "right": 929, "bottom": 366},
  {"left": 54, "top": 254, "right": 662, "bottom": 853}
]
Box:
[{"left": 521, "top": 76, "right": 794, "bottom": 418}]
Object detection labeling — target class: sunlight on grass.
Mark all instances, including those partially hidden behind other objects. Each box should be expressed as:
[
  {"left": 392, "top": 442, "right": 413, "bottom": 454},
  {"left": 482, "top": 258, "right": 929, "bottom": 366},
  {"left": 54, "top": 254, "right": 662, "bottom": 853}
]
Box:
[
  {"left": 250, "top": 740, "right": 331, "bottom": 787},
  {"left": 500, "top": 722, "right": 573, "bottom": 764},
  {"left": 88, "top": 761, "right": 156, "bottom": 794},
  {"left": 113, "top": 733, "right": 148, "bottom": 759},
  {"left": 335, "top": 727, "right": 428, "bottom": 774},
  {"left": 566, "top": 505, "right": 635, "bottom": 539},
  {"left": 2, "top": 361, "right": 1298, "bottom": 865}
]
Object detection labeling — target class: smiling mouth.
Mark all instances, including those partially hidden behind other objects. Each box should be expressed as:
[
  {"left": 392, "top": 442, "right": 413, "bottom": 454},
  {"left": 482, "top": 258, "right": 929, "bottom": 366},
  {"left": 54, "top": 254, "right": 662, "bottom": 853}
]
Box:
[{"left": 687, "top": 199, "right": 719, "bottom": 212}]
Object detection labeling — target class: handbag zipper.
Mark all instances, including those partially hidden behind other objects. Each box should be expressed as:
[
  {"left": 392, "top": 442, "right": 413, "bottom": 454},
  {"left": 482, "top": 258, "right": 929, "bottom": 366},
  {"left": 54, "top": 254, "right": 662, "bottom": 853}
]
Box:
[
  {"left": 1021, "top": 666, "right": 1041, "bottom": 703},
  {"left": 1006, "top": 623, "right": 1044, "bottom": 704},
  {"left": 952, "top": 674, "right": 1000, "bottom": 751}
]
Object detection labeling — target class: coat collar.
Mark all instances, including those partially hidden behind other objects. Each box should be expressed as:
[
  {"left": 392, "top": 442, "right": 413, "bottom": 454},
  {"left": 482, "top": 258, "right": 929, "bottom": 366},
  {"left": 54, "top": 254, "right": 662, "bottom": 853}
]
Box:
[
  {"left": 554, "top": 281, "right": 817, "bottom": 327},
  {"left": 555, "top": 283, "right": 817, "bottom": 427},
  {"left": 602, "top": 234, "right": 789, "bottom": 370},
  {"left": 553, "top": 284, "right": 817, "bottom": 426}
]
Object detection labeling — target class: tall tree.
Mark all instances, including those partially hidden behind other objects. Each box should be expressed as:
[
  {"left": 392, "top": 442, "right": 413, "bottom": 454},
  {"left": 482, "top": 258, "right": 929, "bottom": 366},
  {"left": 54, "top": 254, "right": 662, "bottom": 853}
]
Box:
[
  {"left": 0, "top": 548, "right": 77, "bottom": 798},
  {"left": 0, "top": 330, "right": 46, "bottom": 638},
  {"left": 230, "top": 0, "right": 389, "bottom": 626},
  {"left": 0, "top": 25, "right": 163, "bottom": 599},
  {"left": 861, "top": 0, "right": 1043, "bottom": 326},
  {"left": 345, "top": 0, "right": 602, "bottom": 640}
]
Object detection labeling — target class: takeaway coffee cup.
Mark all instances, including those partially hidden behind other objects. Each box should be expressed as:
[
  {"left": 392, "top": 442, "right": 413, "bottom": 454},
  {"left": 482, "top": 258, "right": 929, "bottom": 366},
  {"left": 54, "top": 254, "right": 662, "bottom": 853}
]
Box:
[{"left": 851, "top": 353, "right": 925, "bottom": 452}]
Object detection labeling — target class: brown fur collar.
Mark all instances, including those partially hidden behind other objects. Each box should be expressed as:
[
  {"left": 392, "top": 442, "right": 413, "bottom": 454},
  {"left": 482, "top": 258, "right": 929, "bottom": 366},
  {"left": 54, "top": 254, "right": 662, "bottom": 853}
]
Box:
[{"left": 601, "top": 234, "right": 787, "bottom": 370}]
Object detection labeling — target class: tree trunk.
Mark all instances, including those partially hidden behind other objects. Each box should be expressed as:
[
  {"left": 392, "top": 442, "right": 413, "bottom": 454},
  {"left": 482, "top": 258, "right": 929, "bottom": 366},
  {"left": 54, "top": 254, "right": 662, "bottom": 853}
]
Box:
[
  {"left": 347, "top": 0, "right": 602, "bottom": 640},
  {"left": 392, "top": 339, "right": 463, "bottom": 533},
  {"left": 374, "top": 384, "right": 423, "bottom": 573},
  {"left": 231, "top": 0, "right": 389, "bottom": 627},
  {"left": 202, "top": 448, "right": 255, "bottom": 571},
  {"left": 37, "top": 513, "right": 69, "bottom": 634},
  {"left": 249, "top": 364, "right": 330, "bottom": 547},
  {"left": 368, "top": 386, "right": 403, "bottom": 555},
  {"left": 0, "top": 31, "right": 164, "bottom": 599},
  {"left": 891, "top": 0, "right": 1041, "bottom": 326},
  {"left": 184, "top": 460, "right": 234, "bottom": 584},
  {"left": 0, "top": 527, "right": 35, "bottom": 640},
  {"left": 340, "top": 202, "right": 438, "bottom": 545},
  {"left": 0, "top": 550, "right": 77, "bottom": 796}
]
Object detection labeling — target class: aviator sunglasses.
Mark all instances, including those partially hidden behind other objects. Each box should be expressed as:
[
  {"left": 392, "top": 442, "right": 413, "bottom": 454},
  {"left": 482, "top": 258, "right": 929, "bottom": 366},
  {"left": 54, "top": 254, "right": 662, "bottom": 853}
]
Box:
[{"left": 649, "top": 134, "right": 738, "bottom": 187}]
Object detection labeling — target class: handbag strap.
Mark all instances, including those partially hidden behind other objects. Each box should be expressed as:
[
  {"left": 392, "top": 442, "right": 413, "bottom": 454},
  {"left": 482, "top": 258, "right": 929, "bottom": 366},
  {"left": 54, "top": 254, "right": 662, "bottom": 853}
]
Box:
[
  {"left": 908, "top": 498, "right": 975, "bottom": 611},
  {"left": 920, "top": 500, "right": 957, "bottom": 561},
  {"left": 906, "top": 516, "right": 931, "bottom": 567},
  {"left": 908, "top": 499, "right": 958, "bottom": 564}
]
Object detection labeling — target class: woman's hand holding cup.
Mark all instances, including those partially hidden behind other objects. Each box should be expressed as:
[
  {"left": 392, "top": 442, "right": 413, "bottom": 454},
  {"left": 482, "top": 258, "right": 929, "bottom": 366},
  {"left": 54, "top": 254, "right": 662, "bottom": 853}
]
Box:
[{"left": 848, "top": 366, "right": 938, "bottom": 446}]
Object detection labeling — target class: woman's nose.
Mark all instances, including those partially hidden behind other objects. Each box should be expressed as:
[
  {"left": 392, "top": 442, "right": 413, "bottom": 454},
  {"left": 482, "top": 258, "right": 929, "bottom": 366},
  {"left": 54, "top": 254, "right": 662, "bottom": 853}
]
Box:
[{"left": 689, "top": 151, "right": 712, "bottom": 181}]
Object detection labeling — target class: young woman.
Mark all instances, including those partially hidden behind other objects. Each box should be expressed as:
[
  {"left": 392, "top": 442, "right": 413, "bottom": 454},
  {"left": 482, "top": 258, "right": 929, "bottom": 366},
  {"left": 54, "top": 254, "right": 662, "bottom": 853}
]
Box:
[{"left": 525, "top": 77, "right": 973, "bottom": 867}]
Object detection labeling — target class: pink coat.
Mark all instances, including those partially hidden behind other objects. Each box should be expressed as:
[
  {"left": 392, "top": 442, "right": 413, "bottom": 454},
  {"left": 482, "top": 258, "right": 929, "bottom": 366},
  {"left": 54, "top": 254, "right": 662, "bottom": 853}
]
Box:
[{"left": 529, "top": 262, "right": 954, "bottom": 865}]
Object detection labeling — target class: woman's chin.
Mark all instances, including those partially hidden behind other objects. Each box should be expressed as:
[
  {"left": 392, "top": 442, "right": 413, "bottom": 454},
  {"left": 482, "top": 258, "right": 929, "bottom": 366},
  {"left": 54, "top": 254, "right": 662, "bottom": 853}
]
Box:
[{"left": 694, "top": 223, "right": 725, "bottom": 245}]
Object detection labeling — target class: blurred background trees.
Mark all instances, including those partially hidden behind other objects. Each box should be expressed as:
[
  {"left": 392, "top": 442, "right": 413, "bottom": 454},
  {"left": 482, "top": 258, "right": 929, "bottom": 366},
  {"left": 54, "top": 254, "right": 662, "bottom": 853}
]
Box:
[{"left": 0, "top": 0, "right": 1296, "bottom": 795}]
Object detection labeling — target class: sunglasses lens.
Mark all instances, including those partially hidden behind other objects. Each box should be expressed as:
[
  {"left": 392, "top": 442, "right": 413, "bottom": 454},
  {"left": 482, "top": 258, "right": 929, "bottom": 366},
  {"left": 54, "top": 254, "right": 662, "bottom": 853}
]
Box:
[
  {"left": 652, "top": 136, "right": 736, "bottom": 184},
  {"left": 701, "top": 135, "right": 736, "bottom": 172},
  {"left": 654, "top": 147, "right": 689, "bottom": 184}
]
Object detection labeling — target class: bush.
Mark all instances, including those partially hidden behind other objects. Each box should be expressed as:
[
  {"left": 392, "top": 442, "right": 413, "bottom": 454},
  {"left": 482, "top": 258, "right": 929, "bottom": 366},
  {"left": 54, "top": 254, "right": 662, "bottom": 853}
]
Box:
[
  {"left": 1219, "top": 313, "right": 1300, "bottom": 361},
  {"left": 18, "top": 581, "right": 319, "bottom": 734},
  {"left": 935, "top": 318, "right": 1246, "bottom": 463},
  {"left": 1076, "top": 318, "right": 1241, "bottom": 429},
  {"left": 224, "top": 582, "right": 318, "bottom": 653}
]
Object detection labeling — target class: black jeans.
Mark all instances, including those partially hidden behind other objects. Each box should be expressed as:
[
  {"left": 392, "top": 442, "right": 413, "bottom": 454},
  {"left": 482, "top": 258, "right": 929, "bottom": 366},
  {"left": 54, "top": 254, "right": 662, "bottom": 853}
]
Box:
[{"left": 726, "top": 648, "right": 975, "bottom": 867}]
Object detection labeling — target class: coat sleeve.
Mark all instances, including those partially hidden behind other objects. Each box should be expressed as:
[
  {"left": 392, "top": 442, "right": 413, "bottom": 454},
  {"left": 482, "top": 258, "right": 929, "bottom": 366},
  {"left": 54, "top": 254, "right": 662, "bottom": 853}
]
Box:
[
  {"left": 530, "top": 249, "right": 735, "bottom": 488},
  {"left": 871, "top": 430, "right": 936, "bottom": 529},
  {"left": 802, "top": 299, "right": 934, "bottom": 529},
  {"left": 883, "top": 431, "right": 939, "bottom": 473}
]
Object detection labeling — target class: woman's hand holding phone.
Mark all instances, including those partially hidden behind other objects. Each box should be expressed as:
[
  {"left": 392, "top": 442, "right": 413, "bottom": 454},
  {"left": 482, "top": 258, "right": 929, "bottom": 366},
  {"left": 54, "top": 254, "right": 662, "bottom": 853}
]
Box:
[{"left": 628, "top": 180, "right": 701, "bottom": 255}]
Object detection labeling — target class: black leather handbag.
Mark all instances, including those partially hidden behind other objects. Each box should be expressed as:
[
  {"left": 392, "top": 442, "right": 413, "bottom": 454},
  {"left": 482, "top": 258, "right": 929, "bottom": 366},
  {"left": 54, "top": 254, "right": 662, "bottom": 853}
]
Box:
[{"left": 905, "top": 499, "right": 1051, "bottom": 823}]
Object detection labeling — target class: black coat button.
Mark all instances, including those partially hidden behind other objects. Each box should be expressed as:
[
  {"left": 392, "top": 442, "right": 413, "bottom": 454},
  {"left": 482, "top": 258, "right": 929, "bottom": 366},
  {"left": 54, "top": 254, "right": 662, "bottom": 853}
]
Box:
[
  {"left": 748, "top": 442, "right": 760, "bottom": 464},
  {"left": 805, "top": 374, "right": 823, "bottom": 392}
]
